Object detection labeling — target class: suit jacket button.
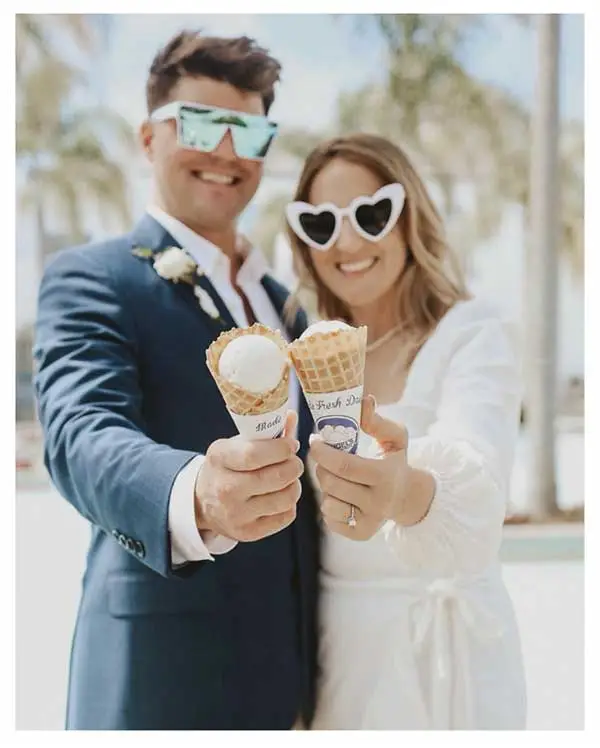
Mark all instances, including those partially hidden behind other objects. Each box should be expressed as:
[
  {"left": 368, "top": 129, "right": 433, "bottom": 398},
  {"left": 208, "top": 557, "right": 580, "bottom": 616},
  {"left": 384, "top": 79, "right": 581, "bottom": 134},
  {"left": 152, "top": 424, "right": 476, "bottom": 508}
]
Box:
[
  {"left": 126, "top": 538, "right": 136, "bottom": 552},
  {"left": 118, "top": 533, "right": 127, "bottom": 546},
  {"left": 135, "top": 541, "right": 146, "bottom": 558},
  {"left": 112, "top": 529, "right": 119, "bottom": 540}
]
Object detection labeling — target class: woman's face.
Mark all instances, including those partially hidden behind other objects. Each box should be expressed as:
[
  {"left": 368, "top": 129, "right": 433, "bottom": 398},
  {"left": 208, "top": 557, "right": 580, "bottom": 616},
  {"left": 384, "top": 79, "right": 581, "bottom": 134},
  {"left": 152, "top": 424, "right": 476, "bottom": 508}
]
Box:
[{"left": 306, "top": 158, "right": 408, "bottom": 313}]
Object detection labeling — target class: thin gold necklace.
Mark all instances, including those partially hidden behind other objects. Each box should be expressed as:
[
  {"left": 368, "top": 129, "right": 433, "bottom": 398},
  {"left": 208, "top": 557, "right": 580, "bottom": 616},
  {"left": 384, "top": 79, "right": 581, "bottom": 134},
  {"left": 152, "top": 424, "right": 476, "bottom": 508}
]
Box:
[{"left": 365, "top": 324, "right": 405, "bottom": 354}]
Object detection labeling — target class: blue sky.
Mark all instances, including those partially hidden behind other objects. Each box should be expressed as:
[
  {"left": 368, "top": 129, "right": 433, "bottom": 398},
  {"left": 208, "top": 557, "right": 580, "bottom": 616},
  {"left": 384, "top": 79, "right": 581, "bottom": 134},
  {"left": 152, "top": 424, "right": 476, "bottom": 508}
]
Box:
[
  {"left": 459, "top": 14, "right": 583, "bottom": 120},
  {"left": 17, "top": 14, "right": 584, "bottom": 376},
  {"left": 99, "top": 14, "right": 385, "bottom": 134},
  {"left": 99, "top": 13, "right": 583, "bottom": 129}
]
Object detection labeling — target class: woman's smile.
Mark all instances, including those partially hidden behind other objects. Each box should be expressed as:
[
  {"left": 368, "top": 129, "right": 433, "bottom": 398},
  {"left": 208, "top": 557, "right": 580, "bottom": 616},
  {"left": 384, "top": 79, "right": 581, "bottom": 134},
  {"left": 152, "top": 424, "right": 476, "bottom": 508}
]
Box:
[{"left": 335, "top": 257, "right": 380, "bottom": 276}]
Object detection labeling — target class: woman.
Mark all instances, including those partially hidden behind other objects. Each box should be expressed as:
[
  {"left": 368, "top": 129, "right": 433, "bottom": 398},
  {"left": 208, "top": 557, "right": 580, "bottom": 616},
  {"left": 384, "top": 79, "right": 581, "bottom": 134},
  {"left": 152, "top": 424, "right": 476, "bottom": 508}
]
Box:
[{"left": 284, "top": 134, "right": 527, "bottom": 730}]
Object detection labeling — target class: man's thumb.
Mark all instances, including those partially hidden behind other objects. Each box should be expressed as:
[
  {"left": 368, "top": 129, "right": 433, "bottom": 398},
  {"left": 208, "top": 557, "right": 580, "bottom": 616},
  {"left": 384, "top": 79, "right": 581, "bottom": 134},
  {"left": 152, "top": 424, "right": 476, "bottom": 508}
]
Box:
[
  {"left": 283, "top": 409, "right": 299, "bottom": 440},
  {"left": 360, "top": 394, "right": 408, "bottom": 454}
]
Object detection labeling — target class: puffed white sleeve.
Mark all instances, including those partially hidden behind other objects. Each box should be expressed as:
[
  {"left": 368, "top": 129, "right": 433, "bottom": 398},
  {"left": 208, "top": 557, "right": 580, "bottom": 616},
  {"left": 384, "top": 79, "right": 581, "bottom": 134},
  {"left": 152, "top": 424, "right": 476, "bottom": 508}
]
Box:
[{"left": 384, "top": 307, "right": 522, "bottom": 573}]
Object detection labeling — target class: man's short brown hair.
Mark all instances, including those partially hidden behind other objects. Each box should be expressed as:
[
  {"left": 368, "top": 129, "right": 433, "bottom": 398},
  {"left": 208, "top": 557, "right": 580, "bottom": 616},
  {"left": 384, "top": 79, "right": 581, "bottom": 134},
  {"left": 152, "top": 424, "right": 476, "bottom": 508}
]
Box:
[{"left": 146, "top": 30, "right": 281, "bottom": 115}]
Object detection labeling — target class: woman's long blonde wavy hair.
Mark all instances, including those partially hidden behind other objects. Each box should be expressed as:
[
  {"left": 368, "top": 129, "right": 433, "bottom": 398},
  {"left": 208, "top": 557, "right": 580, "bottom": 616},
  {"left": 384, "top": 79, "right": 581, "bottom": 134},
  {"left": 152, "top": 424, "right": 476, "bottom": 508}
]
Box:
[{"left": 285, "top": 133, "right": 470, "bottom": 352}]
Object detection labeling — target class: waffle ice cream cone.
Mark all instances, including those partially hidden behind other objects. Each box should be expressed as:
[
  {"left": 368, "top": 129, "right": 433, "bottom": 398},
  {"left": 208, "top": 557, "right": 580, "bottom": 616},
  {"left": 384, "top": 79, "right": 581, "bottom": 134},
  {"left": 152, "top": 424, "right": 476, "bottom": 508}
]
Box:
[
  {"left": 206, "top": 324, "right": 290, "bottom": 439},
  {"left": 289, "top": 324, "right": 367, "bottom": 395},
  {"left": 289, "top": 322, "right": 367, "bottom": 453}
]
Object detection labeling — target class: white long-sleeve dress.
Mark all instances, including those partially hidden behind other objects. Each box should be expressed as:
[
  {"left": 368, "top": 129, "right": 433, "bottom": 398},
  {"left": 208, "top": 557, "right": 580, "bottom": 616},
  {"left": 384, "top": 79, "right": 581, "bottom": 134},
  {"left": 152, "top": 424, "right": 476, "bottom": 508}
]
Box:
[{"left": 312, "top": 298, "right": 527, "bottom": 730}]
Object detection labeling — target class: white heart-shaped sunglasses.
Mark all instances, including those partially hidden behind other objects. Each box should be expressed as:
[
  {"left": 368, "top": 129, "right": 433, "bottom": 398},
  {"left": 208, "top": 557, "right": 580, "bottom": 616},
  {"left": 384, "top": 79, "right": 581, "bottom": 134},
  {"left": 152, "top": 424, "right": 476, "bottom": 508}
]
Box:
[{"left": 285, "top": 183, "right": 406, "bottom": 251}]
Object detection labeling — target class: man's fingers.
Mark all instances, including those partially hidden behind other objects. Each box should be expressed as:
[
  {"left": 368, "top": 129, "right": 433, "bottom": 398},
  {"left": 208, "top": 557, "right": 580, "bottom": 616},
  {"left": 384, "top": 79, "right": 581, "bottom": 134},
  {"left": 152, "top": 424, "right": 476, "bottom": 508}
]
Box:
[
  {"left": 245, "top": 480, "right": 302, "bottom": 522},
  {"left": 247, "top": 455, "right": 304, "bottom": 497},
  {"left": 208, "top": 432, "right": 299, "bottom": 472},
  {"left": 238, "top": 507, "right": 298, "bottom": 542},
  {"left": 215, "top": 456, "right": 303, "bottom": 508},
  {"left": 230, "top": 455, "right": 304, "bottom": 498},
  {"left": 309, "top": 438, "right": 381, "bottom": 486}
]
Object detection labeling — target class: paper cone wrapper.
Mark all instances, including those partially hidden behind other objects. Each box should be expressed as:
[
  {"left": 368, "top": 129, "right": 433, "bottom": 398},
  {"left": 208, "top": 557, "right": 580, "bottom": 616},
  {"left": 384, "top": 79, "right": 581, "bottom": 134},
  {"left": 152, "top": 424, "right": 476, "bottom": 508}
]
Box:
[
  {"left": 289, "top": 325, "right": 367, "bottom": 454},
  {"left": 206, "top": 324, "right": 290, "bottom": 440},
  {"left": 226, "top": 399, "right": 289, "bottom": 440}
]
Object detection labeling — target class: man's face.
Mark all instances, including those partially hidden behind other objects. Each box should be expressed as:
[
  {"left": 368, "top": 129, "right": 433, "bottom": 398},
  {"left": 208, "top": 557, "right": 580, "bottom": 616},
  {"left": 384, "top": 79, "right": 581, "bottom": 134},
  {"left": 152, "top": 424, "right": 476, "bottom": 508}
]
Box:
[{"left": 141, "top": 76, "right": 266, "bottom": 232}]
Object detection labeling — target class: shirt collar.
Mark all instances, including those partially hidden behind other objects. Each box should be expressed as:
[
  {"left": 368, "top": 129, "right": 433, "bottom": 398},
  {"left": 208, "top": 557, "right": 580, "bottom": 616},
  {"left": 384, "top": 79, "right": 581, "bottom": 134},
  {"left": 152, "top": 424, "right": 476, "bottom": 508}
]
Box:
[
  {"left": 237, "top": 241, "right": 270, "bottom": 285},
  {"left": 146, "top": 205, "right": 221, "bottom": 276},
  {"left": 146, "top": 205, "right": 270, "bottom": 284}
]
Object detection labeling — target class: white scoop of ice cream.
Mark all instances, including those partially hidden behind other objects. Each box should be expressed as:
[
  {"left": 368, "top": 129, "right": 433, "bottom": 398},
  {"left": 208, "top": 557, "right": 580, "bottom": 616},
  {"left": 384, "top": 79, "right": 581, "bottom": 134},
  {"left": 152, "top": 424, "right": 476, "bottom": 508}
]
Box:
[
  {"left": 218, "top": 334, "right": 286, "bottom": 393},
  {"left": 300, "top": 320, "right": 352, "bottom": 340}
]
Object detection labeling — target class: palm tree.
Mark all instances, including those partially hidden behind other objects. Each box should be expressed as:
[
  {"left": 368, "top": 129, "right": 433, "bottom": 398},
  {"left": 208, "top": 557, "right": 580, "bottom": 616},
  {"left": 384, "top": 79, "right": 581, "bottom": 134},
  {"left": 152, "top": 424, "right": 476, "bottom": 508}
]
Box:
[
  {"left": 16, "top": 18, "right": 136, "bottom": 280},
  {"left": 16, "top": 14, "right": 136, "bottom": 423},
  {"left": 257, "top": 15, "right": 521, "bottom": 267},
  {"left": 259, "top": 15, "right": 582, "bottom": 276},
  {"left": 478, "top": 89, "right": 583, "bottom": 275},
  {"left": 16, "top": 13, "right": 93, "bottom": 83},
  {"left": 369, "top": 14, "right": 583, "bottom": 273}
]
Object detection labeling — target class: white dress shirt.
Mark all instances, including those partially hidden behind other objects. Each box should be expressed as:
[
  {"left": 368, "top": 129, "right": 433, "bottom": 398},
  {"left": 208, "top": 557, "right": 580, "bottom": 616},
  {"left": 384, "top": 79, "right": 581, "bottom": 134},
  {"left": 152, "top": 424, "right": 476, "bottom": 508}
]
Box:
[{"left": 146, "top": 206, "right": 299, "bottom": 566}]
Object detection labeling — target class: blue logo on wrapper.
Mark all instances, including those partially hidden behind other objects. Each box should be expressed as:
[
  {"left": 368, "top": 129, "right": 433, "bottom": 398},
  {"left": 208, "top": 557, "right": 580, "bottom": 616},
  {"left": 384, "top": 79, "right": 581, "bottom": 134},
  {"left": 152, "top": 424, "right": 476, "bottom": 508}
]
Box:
[{"left": 315, "top": 415, "right": 359, "bottom": 454}]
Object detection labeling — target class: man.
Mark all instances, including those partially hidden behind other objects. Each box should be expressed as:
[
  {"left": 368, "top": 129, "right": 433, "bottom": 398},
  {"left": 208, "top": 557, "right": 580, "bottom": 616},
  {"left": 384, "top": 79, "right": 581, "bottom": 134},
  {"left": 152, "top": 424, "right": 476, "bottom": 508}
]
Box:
[{"left": 33, "top": 31, "right": 320, "bottom": 730}]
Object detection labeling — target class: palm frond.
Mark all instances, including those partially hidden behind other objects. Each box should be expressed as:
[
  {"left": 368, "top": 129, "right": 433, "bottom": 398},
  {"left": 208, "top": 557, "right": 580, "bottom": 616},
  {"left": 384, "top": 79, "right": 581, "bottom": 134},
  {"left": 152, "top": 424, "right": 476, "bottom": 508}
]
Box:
[
  {"left": 18, "top": 72, "right": 135, "bottom": 239},
  {"left": 273, "top": 130, "right": 323, "bottom": 162},
  {"left": 283, "top": 13, "right": 583, "bottom": 275}
]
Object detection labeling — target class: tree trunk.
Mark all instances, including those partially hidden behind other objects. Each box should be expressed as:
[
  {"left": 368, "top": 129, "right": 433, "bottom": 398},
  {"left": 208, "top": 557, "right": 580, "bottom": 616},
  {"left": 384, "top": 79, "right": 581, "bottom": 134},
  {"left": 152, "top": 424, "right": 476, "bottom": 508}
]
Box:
[{"left": 526, "top": 14, "right": 561, "bottom": 517}]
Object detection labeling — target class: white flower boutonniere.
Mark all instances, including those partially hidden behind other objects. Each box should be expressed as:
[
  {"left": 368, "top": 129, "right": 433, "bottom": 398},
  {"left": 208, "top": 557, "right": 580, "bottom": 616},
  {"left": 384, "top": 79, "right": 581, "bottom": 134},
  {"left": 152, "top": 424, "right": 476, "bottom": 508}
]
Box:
[
  {"left": 132, "top": 244, "right": 224, "bottom": 324},
  {"left": 194, "top": 286, "right": 221, "bottom": 320},
  {"left": 153, "top": 247, "right": 196, "bottom": 283}
]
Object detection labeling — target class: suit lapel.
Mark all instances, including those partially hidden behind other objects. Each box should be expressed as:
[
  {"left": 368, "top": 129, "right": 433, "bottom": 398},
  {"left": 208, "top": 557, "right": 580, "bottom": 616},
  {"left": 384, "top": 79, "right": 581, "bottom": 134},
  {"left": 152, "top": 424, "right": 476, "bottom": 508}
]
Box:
[
  {"left": 195, "top": 274, "right": 237, "bottom": 330},
  {"left": 260, "top": 276, "right": 286, "bottom": 322},
  {"left": 130, "top": 212, "right": 177, "bottom": 253},
  {"left": 129, "top": 214, "right": 237, "bottom": 331},
  {"left": 129, "top": 224, "right": 315, "bottom": 448}
]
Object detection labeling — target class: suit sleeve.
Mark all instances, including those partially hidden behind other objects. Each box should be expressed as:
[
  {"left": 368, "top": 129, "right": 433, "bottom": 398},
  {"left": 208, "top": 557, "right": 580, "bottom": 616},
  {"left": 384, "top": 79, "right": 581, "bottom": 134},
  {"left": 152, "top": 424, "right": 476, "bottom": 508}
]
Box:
[
  {"left": 33, "top": 249, "right": 199, "bottom": 577},
  {"left": 169, "top": 455, "right": 238, "bottom": 565}
]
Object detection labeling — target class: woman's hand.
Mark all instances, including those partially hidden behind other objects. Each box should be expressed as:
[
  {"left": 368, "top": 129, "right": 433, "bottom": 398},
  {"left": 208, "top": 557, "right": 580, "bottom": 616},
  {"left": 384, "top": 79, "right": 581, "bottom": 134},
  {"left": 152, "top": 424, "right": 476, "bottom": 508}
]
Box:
[{"left": 310, "top": 395, "right": 436, "bottom": 540}]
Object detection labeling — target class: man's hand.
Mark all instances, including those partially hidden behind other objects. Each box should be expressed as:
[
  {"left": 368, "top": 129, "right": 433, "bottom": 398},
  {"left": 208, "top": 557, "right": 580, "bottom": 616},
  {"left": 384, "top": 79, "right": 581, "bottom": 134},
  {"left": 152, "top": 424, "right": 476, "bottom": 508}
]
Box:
[
  {"left": 194, "top": 411, "right": 304, "bottom": 542},
  {"left": 310, "top": 396, "right": 435, "bottom": 540}
]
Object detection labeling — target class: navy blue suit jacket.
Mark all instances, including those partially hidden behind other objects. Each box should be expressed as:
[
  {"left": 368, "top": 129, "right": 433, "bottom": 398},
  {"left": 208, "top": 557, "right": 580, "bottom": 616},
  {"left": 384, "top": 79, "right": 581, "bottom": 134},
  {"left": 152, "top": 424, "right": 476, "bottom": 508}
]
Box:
[{"left": 33, "top": 215, "right": 321, "bottom": 730}]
